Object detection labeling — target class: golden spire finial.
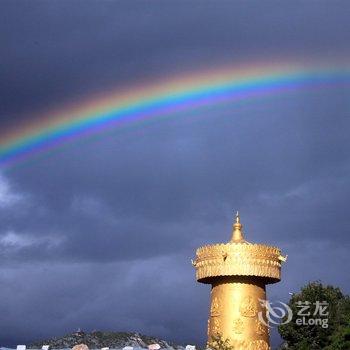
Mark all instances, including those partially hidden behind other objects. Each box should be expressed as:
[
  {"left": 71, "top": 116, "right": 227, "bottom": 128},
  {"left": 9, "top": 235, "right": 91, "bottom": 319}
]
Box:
[{"left": 231, "top": 210, "right": 244, "bottom": 242}]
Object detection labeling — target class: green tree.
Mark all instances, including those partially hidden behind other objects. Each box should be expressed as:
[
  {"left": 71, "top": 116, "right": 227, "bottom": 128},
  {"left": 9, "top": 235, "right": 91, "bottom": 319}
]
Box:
[
  {"left": 279, "top": 281, "right": 350, "bottom": 350},
  {"left": 325, "top": 321, "right": 350, "bottom": 350}
]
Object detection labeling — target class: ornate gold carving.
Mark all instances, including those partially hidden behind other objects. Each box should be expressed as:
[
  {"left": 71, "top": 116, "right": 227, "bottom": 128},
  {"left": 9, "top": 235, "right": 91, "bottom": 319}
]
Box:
[
  {"left": 210, "top": 296, "right": 220, "bottom": 316},
  {"left": 194, "top": 241, "right": 282, "bottom": 282},
  {"left": 240, "top": 296, "right": 258, "bottom": 317},
  {"left": 256, "top": 319, "right": 267, "bottom": 336},
  {"left": 248, "top": 339, "right": 270, "bottom": 350},
  {"left": 231, "top": 339, "right": 270, "bottom": 350},
  {"left": 210, "top": 317, "right": 220, "bottom": 335},
  {"left": 194, "top": 214, "right": 285, "bottom": 350},
  {"left": 232, "top": 318, "right": 244, "bottom": 334}
]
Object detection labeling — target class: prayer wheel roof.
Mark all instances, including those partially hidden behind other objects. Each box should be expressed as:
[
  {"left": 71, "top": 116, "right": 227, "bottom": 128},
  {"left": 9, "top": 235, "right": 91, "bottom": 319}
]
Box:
[{"left": 193, "top": 212, "right": 286, "bottom": 284}]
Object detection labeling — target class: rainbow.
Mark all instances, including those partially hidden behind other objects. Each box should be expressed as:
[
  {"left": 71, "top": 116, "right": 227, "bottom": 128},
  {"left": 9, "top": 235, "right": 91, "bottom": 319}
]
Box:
[{"left": 1, "top": 61, "right": 350, "bottom": 167}]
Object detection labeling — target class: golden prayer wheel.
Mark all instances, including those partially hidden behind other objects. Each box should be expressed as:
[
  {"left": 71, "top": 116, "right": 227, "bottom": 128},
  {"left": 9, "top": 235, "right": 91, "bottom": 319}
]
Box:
[{"left": 193, "top": 213, "right": 286, "bottom": 350}]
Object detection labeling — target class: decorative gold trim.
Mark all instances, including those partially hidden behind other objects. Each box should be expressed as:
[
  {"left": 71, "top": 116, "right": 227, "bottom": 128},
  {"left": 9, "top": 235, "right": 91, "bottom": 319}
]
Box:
[{"left": 194, "top": 242, "right": 282, "bottom": 282}]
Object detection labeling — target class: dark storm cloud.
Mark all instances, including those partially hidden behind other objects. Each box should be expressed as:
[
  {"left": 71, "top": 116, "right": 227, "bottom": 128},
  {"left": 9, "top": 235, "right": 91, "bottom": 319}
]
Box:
[
  {"left": 0, "top": 255, "right": 210, "bottom": 346},
  {"left": 1, "top": 0, "right": 350, "bottom": 348},
  {"left": 2, "top": 88, "right": 350, "bottom": 261}
]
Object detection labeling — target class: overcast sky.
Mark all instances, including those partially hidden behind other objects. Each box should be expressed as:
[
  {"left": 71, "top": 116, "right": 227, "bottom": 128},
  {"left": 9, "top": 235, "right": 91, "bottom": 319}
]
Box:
[{"left": 0, "top": 1, "right": 350, "bottom": 348}]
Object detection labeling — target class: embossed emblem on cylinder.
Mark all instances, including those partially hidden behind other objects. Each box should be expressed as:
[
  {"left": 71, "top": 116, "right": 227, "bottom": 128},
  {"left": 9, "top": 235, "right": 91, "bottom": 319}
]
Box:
[{"left": 240, "top": 295, "right": 258, "bottom": 318}]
